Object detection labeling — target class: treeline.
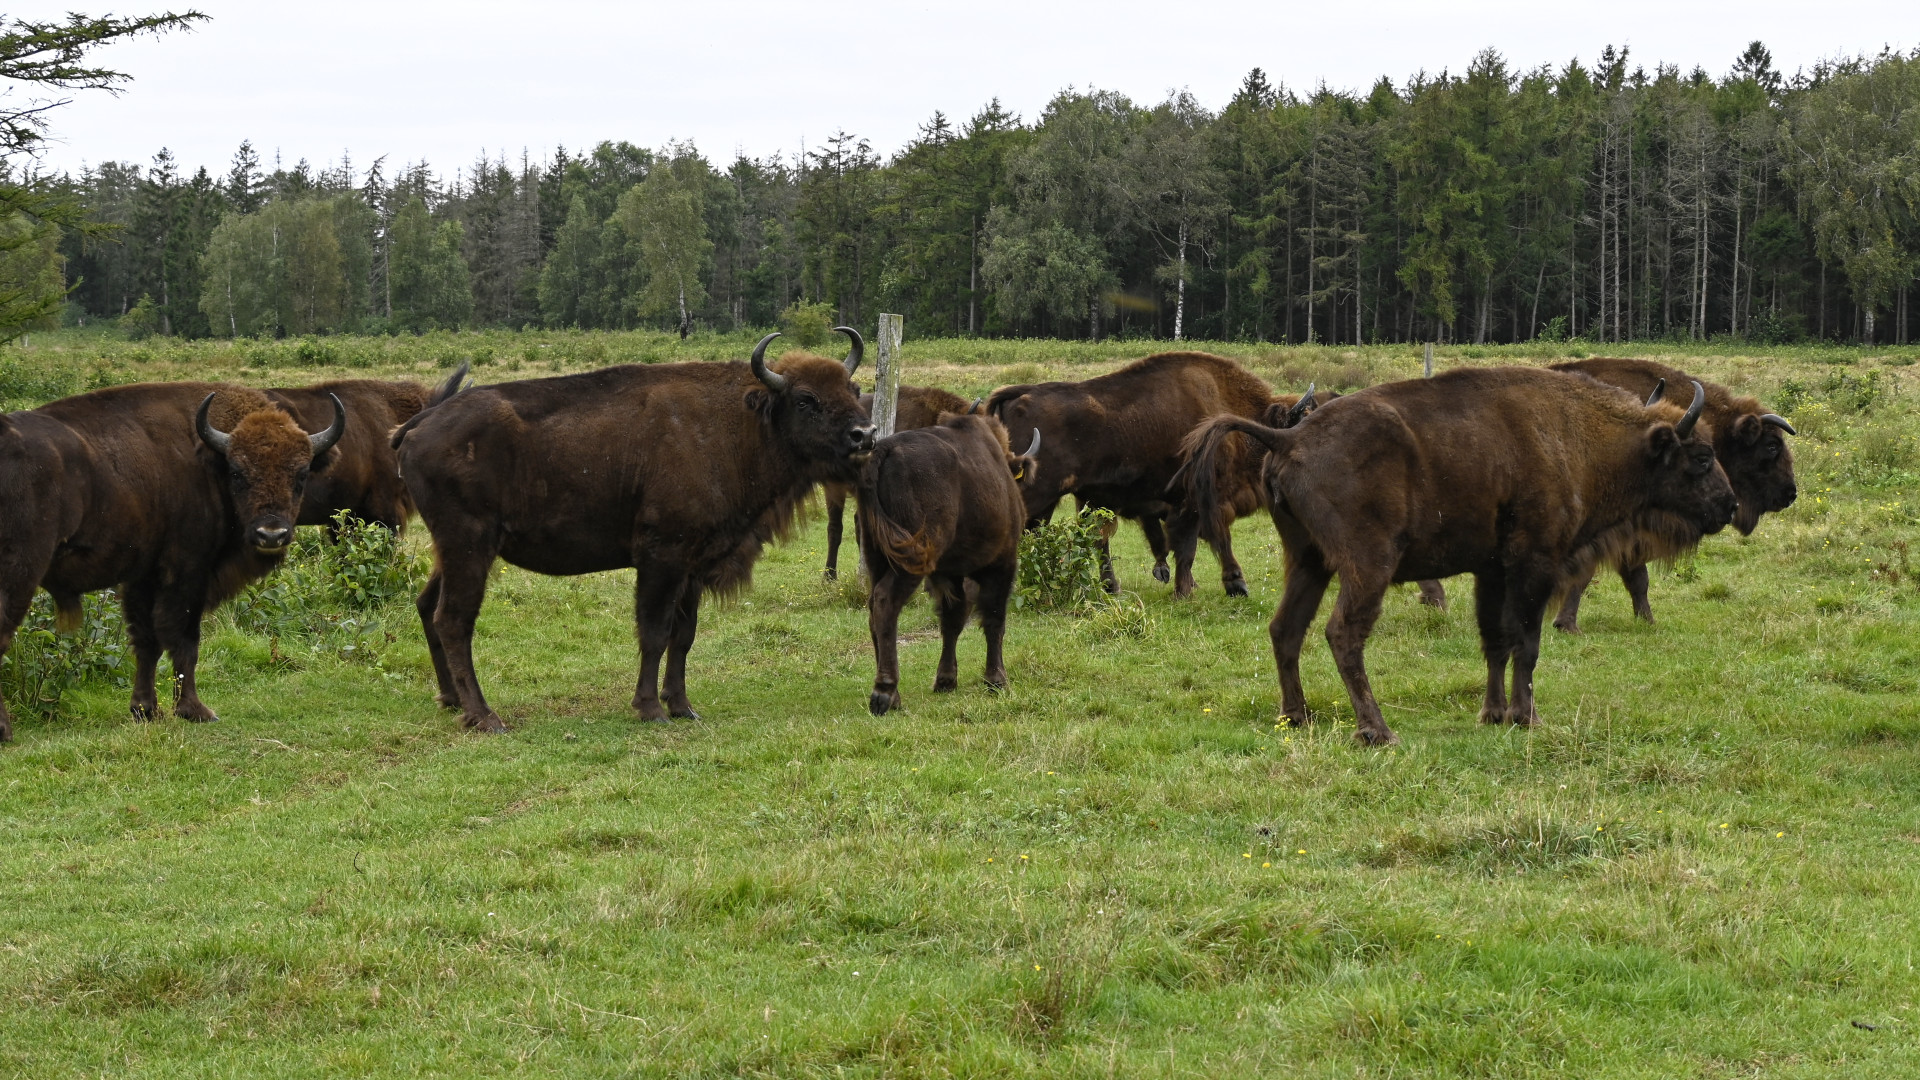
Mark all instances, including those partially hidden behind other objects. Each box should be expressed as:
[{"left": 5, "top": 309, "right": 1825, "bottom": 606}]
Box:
[{"left": 38, "top": 42, "right": 1920, "bottom": 345}]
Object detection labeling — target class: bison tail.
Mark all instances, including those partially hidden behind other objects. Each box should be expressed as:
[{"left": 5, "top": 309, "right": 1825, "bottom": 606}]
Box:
[
  {"left": 1172, "top": 415, "right": 1296, "bottom": 546},
  {"left": 857, "top": 445, "right": 941, "bottom": 577},
  {"left": 389, "top": 360, "right": 473, "bottom": 450},
  {"left": 51, "top": 592, "right": 83, "bottom": 634}
]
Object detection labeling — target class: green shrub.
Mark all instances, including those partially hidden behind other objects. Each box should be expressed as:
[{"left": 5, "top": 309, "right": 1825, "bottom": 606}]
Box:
[
  {"left": 778, "top": 301, "right": 835, "bottom": 349},
  {"left": 122, "top": 295, "right": 162, "bottom": 341},
  {"left": 0, "top": 354, "right": 82, "bottom": 408},
  {"left": 1537, "top": 314, "right": 1569, "bottom": 342},
  {"left": 1015, "top": 506, "right": 1114, "bottom": 612},
  {"left": 0, "top": 592, "right": 129, "bottom": 721},
  {"left": 225, "top": 512, "right": 428, "bottom": 663}
]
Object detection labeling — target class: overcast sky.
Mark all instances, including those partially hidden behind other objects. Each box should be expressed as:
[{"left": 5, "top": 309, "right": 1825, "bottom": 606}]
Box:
[{"left": 9, "top": 1, "right": 1915, "bottom": 180}]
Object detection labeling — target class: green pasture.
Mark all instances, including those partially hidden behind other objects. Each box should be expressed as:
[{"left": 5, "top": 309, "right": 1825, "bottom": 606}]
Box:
[{"left": 1, "top": 330, "right": 1918, "bottom": 1076}]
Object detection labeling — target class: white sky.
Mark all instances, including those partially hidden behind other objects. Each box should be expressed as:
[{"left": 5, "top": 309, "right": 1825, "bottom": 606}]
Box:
[{"left": 9, "top": 0, "right": 1916, "bottom": 180}]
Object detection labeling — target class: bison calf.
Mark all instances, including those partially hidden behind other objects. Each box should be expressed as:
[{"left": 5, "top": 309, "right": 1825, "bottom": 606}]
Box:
[
  {"left": 823, "top": 383, "right": 972, "bottom": 580},
  {"left": 859, "top": 414, "right": 1039, "bottom": 715}
]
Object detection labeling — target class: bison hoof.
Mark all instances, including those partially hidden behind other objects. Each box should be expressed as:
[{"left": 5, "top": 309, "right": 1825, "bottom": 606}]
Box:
[
  {"left": 1478, "top": 706, "right": 1507, "bottom": 725},
  {"left": 177, "top": 706, "right": 219, "bottom": 724},
  {"left": 1224, "top": 578, "right": 1249, "bottom": 598},
  {"left": 1152, "top": 563, "right": 1171, "bottom": 584},
  {"left": 823, "top": 568, "right": 838, "bottom": 582},
  {"left": 1551, "top": 618, "right": 1580, "bottom": 635},
  {"left": 932, "top": 677, "right": 958, "bottom": 693},
  {"left": 129, "top": 702, "right": 159, "bottom": 723},
  {"left": 465, "top": 712, "right": 509, "bottom": 734},
  {"left": 984, "top": 674, "right": 1008, "bottom": 693},
  {"left": 1356, "top": 725, "right": 1400, "bottom": 747},
  {"left": 869, "top": 690, "right": 901, "bottom": 716},
  {"left": 0, "top": 718, "right": 12, "bottom": 743},
  {"left": 1508, "top": 710, "right": 1539, "bottom": 728},
  {"left": 669, "top": 707, "right": 701, "bottom": 721}
]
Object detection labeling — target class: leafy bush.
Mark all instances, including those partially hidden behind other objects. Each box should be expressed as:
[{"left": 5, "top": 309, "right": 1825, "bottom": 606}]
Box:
[
  {"left": 1537, "top": 314, "right": 1570, "bottom": 342},
  {"left": 1015, "top": 506, "right": 1114, "bottom": 612},
  {"left": 0, "top": 354, "right": 81, "bottom": 408},
  {"left": 225, "top": 512, "right": 428, "bottom": 663},
  {"left": 1747, "top": 309, "right": 1805, "bottom": 345},
  {"left": 0, "top": 592, "right": 129, "bottom": 721},
  {"left": 778, "top": 301, "right": 835, "bottom": 348},
  {"left": 121, "top": 295, "right": 163, "bottom": 341}
]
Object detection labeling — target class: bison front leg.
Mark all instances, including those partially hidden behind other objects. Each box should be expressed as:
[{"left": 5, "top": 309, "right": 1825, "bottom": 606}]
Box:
[
  {"left": 1504, "top": 569, "right": 1557, "bottom": 727},
  {"left": 824, "top": 487, "right": 847, "bottom": 580},
  {"left": 631, "top": 569, "right": 692, "bottom": 723},
  {"left": 660, "top": 586, "right": 703, "bottom": 719},
  {"left": 1473, "top": 572, "right": 1514, "bottom": 724},
  {"left": 432, "top": 540, "right": 506, "bottom": 733},
  {"left": 1324, "top": 568, "right": 1396, "bottom": 746},
  {"left": 931, "top": 577, "right": 970, "bottom": 693},
  {"left": 1621, "top": 563, "right": 1655, "bottom": 624},
  {"left": 972, "top": 563, "right": 1016, "bottom": 691},
  {"left": 866, "top": 567, "right": 919, "bottom": 715},
  {"left": 1551, "top": 564, "right": 1597, "bottom": 634},
  {"left": 120, "top": 579, "right": 163, "bottom": 722},
  {"left": 1271, "top": 548, "right": 1333, "bottom": 727},
  {"left": 1166, "top": 512, "right": 1202, "bottom": 598},
  {"left": 415, "top": 570, "right": 459, "bottom": 708},
  {"left": 1141, "top": 515, "right": 1172, "bottom": 585},
  {"left": 0, "top": 578, "right": 32, "bottom": 742},
  {"left": 1417, "top": 579, "right": 1448, "bottom": 610},
  {"left": 155, "top": 586, "right": 216, "bottom": 722}
]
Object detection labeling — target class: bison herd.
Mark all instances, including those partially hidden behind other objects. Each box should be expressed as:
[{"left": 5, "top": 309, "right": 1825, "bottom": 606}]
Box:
[{"left": 0, "top": 335, "right": 1798, "bottom": 747}]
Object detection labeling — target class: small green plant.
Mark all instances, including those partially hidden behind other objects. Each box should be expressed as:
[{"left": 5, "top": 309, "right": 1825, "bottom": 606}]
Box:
[
  {"left": 1015, "top": 506, "right": 1115, "bottom": 612},
  {"left": 121, "top": 295, "right": 163, "bottom": 341},
  {"left": 778, "top": 301, "right": 835, "bottom": 349},
  {"left": 0, "top": 592, "right": 129, "bottom": 721},
  {"left": 225, "top": 512, "right": 427, "bottom": 662},
  {"left": 291, "top": 337, "right": 338, "bottom": 367},
  {"left": 1537, "top": 315, "right": 1569, "bottom": 342}
]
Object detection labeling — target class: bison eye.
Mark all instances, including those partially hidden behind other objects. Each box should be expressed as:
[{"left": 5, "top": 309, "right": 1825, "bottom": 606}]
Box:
[{"left": 796, "top": 395, "right": 819, "bottom": 413}]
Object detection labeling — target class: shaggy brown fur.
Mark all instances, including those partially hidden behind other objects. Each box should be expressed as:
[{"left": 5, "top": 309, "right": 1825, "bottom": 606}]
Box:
[
  {"left": 857, "top": 412, "right": 1035, "bottom": 715},
  {"left": 395, "top": 337, "right": 875, "bottom": 731},
  {"left": 987, "top": 351, "right": 1277, "bottom": 598},
  {"left": 822, "top": 383, "right": 973, "bottom": 579},
  {"left": 1176, "top": 367, "right": 1737, "bottom": 746},
  {"left": 0, "top": 382, "right": 342, "bottom": 738}
]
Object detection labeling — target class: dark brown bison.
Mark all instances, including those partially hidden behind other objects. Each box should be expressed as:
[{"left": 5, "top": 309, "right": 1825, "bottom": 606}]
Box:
[
  {"left": 267, "top": 375, "right": 445, "bottom": 532},
  {"left": 1179, "top": 367, "right": 1737, "bottom": 745},
  {"left": 822, "top": 383, "right": 974, "bottom": 579},
  {"left": 394, "top": 330, "right": 875, "bottom": 732},
  {"left": 0, "top": 383, "right": 344, "bottom": 738},
  {"left": 1545, "top": 357, "right": 1797, "bottom": 632},
  {"left": 860, "top": 413, "right": 1039, "bottom": 715},
  {"left": 987, "top": 351, "right": 1275, "bottom": 597}
]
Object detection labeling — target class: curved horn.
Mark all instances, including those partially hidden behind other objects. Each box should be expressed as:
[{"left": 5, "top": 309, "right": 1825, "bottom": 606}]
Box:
[
  {"left": 1675, "top": 380, "right": 1706, "bottom": 438},
  {"left": 833, "top": 325, "right": 864, "bottom": 376},
  {"left": 195, "top": 393, "right": 232, "bottom": 455},
  {"left": 308, "top": 392, "right": 347, "bottom": 459},
  {"left": 1285, "top": 383, "right": 1317, "bottom": 425},
  {"left": 749, "top": 332, "right": 787, "bottom": 392},
  {"left": 1645, "top": 378, "right": 1666, "bottom": 406},
  {"left": 1022, "top": 428, "right": 1041, "bottom": 458},
  {"left": 970, "top": 397, "right": 985, "bottom": 414},
  {"left": 1761, "top": 413, "right": 1797, "bottom": 436}
]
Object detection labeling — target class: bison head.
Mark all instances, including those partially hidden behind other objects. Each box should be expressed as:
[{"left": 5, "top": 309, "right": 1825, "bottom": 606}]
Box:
[
  {"left": 1719, "top": 409, "right": 1798, "bottom": 535},
  {"left": 197, "top": 389, "right": 345, "bottom": 555},
  {"left": 747, "top": 329, "right": 876, "bottom": 482},
  {"left": 1641, "top": 381, "right": 1738, "bottom": 538}
]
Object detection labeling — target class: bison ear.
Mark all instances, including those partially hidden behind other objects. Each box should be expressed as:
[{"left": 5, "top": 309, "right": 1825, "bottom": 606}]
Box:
[
  {"left": 1646, "top": 423, "right": 1681, "bottom": 464},
  {"left": 1261, "top": 402, "right": 1289, "bottom": 427},
  {"left": 744, "top": 388, "right": 771, "bottom": 416},
  {"left": 1730, "top": 413, "right": 1763, "bottom": 445}
]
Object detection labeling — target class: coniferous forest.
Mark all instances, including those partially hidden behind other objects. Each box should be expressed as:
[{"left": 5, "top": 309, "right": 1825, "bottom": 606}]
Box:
[{"left": 31, "top": 43, "right": 1920, "bottom": 345}]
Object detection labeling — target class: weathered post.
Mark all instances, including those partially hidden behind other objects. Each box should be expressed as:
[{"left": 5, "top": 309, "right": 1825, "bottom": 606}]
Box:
[
  {"left": 1424, "top": 340, "right": 1434, "bottom": 378},
  {"left": 873, "top": 313, "right": 904, "bottom": 439}
]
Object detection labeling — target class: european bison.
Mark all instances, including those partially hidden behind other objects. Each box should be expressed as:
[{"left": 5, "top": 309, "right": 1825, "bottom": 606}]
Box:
[
  {"left": 1546, "top": 357, "right": 1797, "bottom": 632},
  {"left": 822, "top": 383, "right": 972, "bottom": 580},
  {"left": 1178, "top": 368, "right": 1737, "bottom": 745},
  {"left": 859, "top": 413, "right": 1039, "bottom": 715},
  {"left": 268, "top": 374, "right": 449, "bottom": 533},
  {"left": 394, "top": 330, "right": 875, "bottom": 732},
  {"left": 987, "top": 351, "right": 1275, "bottom": 597},
  {"left": 0, "top": 383, "right": 344, "bottom": 738}
]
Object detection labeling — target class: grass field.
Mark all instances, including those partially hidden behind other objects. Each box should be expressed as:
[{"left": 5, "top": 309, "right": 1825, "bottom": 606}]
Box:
[{"left": 2, "top": 329, "right": 1919, "bottom": 1076}]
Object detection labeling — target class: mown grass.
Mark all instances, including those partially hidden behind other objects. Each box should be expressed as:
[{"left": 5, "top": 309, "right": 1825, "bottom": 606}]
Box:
[{"left": 1, "top": 330, "right": 1918, "bottom": 1076}]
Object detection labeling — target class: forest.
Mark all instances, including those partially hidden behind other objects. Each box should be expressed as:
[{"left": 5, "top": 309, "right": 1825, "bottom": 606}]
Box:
[{"left": 18, "top": 41, "right": 1920, "bottom": 346}]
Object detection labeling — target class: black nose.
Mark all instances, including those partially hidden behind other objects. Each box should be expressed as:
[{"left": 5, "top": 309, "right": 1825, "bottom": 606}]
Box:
[
  {"left": 849, "top": 425, "right": 876, "bottom": 451},
  {"left": 253, "top": 525, "right": 290, "bottom": 550}
]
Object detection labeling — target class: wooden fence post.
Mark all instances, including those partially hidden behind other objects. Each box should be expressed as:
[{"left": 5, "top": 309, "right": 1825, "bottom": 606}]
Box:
[
  {"left": 873, "top": 313, "right": 904, "bottom": 438},
  {"left": 1424, "top": 340, "right": 1434, "bottom": 378}
]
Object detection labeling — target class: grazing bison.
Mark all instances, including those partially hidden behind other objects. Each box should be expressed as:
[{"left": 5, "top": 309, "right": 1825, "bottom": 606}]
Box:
[
  {"left": 987, "top": 351, "right": 1275, "bottom": 597},
  {"left": 0, "top": 383, "right": 344, "bottom": 738},
  {"left": 859, "top": 413, "right": 1039, "bottom": 715},
  {"left": 822, "top": 383, "right": 973, "bottom": 580},
  {"left": 1545, "top": 357, "right": 1797, "bottom": 632},
  {"left": 267, "top": 375, "right": 447, "bottom": 532},
  {"left": 394, "top": 330, "right": 875, "bottom": 732},
  {"left": 1178, "top": 367, "right": 1737, "bottom": 745}
]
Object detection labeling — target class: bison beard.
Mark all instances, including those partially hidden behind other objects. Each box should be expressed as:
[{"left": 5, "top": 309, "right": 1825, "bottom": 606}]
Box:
[
  {"left": 858, "top": 415, "right": 1037, "bottom": 715},
  {"left": 1177, "top": 367, "right": 1737, "bottom": 746},
  {"left": 395, "top": 331, "right": 875, "bottom": 732},
  {"left": 0, "top": 383, "right": 343, "bottom": 739}
]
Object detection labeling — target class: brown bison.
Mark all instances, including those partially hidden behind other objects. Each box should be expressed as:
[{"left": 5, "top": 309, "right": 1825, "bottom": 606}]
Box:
[
  {"left": 267, "top": 374, "right": 449, "bottom": 532},
  {"left": 987, "top": 351, "right": 1276, "bottom": 597},
  {"left": 0, "top": 383, "right": 344, "bottom": 738},
  {"left": 1546, "top": 357, "right": 1797, "bottom": 632},
  {"left": 823, "top": 383, "right": 972, "bottom": 579},
  {"left": 394, "top": 330, "right": 875, "bottom": 732},
  {"left": 1179, "top": 367, "right": 1737, "bottom": 745},
  {"left": 860, "top": 413, "right": 1040, "bottom": 715}
]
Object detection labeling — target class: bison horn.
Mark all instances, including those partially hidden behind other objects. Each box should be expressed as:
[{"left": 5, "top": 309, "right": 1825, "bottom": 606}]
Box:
[
  {"left": 1761, "top": 413, "right": 1797, "bottom": 436},
  {"left": 195, "top": 393, "right": 233, "bottom": 455},
  {"left": 834, "top": 325, "right": 864, "bottom": 376},
  {"left": 750, "top": 332, "right": 787, "bottom": 392},
  {"left": 1285, "top": 383, "right": 1317, "bottom": 426},
  {"left": 1645, "top": 378, "right": 1666, "bottom": 406},
  {"left": 1676, "top": 380, "right": 1706, "bottom": 438},
  {"left": 308, "top": 392, "right": 347, "bottom": 459},
  {"left": 1023, "top": 428, "right": 1041, "bottom": 458},
  {"left": 970, "top": 397, "right": 985, "bottom": 414}
]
